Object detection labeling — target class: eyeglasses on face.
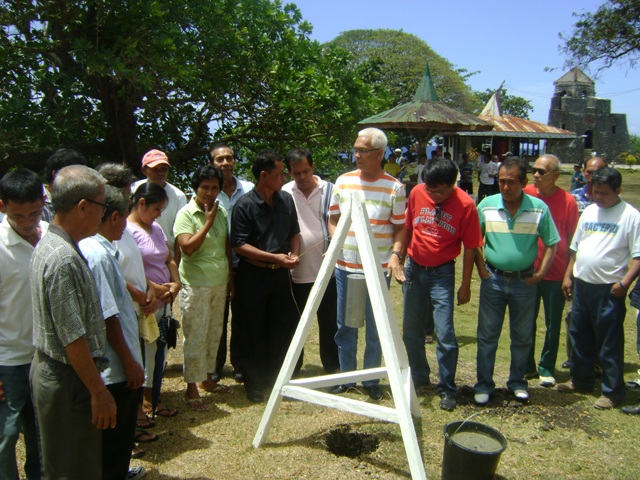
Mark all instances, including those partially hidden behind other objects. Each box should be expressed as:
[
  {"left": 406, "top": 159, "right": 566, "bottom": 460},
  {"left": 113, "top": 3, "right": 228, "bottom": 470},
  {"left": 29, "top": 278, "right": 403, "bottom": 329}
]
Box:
[
  {"left": 83, "top": 198, "right": 109, "bottom": 215},
  {"left": 351, "top": 147, "right": 381, "bottom": 155}
]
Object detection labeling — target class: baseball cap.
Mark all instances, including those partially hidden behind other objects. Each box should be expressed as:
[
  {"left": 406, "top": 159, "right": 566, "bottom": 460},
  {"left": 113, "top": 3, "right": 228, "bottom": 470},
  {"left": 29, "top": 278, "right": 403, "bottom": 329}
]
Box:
[
  {"left": 394, "top": 148, "right": 402, "bottom": 154},
  {"left": 142, "top": 149, "right": 170, "bottom": 168}
]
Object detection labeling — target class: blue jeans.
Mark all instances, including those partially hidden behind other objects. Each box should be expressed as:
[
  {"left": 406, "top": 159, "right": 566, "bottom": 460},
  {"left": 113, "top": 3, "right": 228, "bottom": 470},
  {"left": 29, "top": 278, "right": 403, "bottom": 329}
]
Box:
[
  {"left": 402, "top": 258, "right": 457, "bottom": 394},
  {"left": 570, "top": 279, "right": 626, "bottom": 402},
  {"left": 335, "top": 268, "right": 390, "bottom": 387},
  {"left": 0, "top": 363, "right": 40, "bottom": 480},
  {"left": 475, "top": 272, "right": 536, "bottom": 395}
]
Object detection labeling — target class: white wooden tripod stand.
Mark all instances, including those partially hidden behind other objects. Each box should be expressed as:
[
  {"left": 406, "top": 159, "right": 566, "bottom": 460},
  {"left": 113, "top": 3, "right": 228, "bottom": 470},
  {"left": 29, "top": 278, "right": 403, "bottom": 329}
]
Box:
[{"left": 253, "top": 194, "right": 427, "bottom": 479}]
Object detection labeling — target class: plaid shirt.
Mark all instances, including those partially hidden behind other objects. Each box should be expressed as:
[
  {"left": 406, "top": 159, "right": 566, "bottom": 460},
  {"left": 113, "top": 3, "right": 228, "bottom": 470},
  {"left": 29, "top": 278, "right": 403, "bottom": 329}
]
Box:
[{"left": 30, "top": 224, "right": 107, "bottom": 369}]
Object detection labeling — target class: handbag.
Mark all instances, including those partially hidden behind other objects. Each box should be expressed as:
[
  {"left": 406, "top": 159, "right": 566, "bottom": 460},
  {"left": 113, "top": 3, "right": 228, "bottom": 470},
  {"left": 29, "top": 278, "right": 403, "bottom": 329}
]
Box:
[{"left": 158, "top": 294, "right": 180, "bottom": 349}]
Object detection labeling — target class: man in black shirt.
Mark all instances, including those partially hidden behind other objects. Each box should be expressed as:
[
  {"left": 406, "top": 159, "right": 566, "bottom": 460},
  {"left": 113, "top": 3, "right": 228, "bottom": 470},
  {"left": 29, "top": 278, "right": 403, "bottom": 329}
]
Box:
[{"left": 230, "top": 150, "right": 301, "bottom": 403}]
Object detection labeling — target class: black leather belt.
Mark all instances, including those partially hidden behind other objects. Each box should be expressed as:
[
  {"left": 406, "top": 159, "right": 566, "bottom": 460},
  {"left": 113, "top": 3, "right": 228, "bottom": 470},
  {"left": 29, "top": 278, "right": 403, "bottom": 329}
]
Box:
[
  {"left": 243, "top": 258, "right": 281, "bottom": 270},
  {"left": 413, "top": 259, "right": 455, "bottom": 271},
  {"left": 486, "top": 261, "right": 533, "bottom": 279}
]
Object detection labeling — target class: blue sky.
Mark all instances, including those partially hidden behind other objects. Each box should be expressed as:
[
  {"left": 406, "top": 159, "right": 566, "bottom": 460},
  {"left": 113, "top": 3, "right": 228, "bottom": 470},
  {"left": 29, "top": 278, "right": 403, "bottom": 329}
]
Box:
[{"left": 291, "top": 0, "right": 640, "bottom": 136}]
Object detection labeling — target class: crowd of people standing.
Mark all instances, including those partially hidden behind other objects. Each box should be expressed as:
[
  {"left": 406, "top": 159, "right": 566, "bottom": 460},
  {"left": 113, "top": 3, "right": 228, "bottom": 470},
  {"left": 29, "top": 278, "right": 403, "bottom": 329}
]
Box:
[{"left": 2, "top": 130, "right": 640, "bottom": 479}]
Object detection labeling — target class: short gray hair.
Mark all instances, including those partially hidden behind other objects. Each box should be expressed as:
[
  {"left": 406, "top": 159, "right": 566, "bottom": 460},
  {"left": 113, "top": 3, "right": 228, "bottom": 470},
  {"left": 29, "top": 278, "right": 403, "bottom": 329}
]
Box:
[
  {"left": 51, "top": 165, "right": 106, "bottom": 214},
  {"left": 96, "top": 163, "right": 137, "bottom": 189},
  {"left": 358, "top": 127, "right": 388, "bottom": 150},
  {"left": 102, "top": 185, "right": 129, "bottom": 221}
]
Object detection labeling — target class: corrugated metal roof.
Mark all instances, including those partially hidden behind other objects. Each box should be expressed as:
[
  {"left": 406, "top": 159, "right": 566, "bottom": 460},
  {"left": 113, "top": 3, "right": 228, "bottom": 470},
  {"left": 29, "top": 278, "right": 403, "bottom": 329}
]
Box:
[
  {"left": 451, "top": 87, "right": 576, "bottom": 139},
  {"left": 452, "top": 115, "right": 576, "bottom": 139},
  {"left": 480, "top": 114, "right": 576, "bottom": 136},
  {"left": 451, "top": 131, "right": 577, "bottom": 139}
]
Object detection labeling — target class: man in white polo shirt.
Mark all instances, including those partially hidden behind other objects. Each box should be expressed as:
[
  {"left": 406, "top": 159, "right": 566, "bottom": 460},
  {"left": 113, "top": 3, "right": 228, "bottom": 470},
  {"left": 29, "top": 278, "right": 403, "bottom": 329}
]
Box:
[
  {"left": 283, "top": 148, "right": 339, "bottom": 374},
  {"left": 0, "top": 169, "right": 47, "bottom": 480},
  {"left": 133, "top": 149, "right": 187, "bottom": 259}
]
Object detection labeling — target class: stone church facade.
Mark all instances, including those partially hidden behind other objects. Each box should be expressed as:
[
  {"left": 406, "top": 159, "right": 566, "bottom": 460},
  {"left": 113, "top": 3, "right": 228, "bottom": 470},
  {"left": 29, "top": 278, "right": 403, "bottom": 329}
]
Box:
[{"left": 548, "top": 67, "right": 629, "bottom": 164}]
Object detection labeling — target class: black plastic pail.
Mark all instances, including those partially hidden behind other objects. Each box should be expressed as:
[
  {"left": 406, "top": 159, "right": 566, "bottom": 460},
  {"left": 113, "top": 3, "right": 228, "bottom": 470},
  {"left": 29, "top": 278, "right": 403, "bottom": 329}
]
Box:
[{"left": 441, "top": 421, "right": 507, "bottom": 480}]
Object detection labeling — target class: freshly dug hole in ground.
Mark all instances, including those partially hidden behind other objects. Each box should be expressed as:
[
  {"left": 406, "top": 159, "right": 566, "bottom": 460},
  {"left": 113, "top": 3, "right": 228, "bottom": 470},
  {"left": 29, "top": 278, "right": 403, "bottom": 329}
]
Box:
[{"left": 326, "top": 424, "right": 380, "bottom": 458}]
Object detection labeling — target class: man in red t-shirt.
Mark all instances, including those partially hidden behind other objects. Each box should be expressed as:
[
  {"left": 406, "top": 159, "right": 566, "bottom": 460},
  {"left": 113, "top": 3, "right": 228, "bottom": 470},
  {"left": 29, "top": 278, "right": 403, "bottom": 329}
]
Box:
[
  {"left": 523, "top": 154, "right": 579, "bottom": 387},
  {"left": 402, "top": 159, "right": 483, "bottom": 410}
]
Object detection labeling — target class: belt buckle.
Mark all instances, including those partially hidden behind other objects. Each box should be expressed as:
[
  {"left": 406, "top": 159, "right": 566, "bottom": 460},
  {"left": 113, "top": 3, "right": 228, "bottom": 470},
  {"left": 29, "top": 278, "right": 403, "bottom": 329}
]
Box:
[{"left": 267, "top": 263, "right": 278, "bottom": 270}]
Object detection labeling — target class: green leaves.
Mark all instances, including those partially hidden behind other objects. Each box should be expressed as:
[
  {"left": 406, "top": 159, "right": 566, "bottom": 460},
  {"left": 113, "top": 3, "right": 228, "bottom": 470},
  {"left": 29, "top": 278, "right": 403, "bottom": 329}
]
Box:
[
  {"left": 561, "top": 0, "right": 640, "bottom": 71},
  {"left": 474, "top": 88, "right": 534, "bottom": 119},
  {"left": 0, "top": 0, "right": 375, "bottom": 178},
  {"left": 327, "top": 29, "right": 480, "bottom": 115}
]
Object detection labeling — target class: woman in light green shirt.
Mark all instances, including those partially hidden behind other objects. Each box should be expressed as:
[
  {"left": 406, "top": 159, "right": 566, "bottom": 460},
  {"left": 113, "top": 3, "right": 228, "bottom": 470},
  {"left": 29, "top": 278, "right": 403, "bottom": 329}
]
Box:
[{"left": 174, "top": 165, "right": 234, "bottom": 409}]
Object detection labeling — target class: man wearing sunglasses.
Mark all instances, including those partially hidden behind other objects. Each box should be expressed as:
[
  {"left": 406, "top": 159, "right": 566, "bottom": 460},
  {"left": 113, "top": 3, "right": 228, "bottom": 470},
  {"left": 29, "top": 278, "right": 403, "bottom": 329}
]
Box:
[
  {"left": 523, "top": 155, "right": 579, "bottom": 388},
  {"left": 402, "top": 159, "right": 482, "bottom": 410}
]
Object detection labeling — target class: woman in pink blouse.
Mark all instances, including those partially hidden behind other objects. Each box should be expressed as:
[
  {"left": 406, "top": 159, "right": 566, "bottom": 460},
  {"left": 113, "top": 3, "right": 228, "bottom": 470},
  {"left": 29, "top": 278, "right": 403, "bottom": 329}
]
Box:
[{"left": 128, "top": 182, "right": 181, "bottom": 419}]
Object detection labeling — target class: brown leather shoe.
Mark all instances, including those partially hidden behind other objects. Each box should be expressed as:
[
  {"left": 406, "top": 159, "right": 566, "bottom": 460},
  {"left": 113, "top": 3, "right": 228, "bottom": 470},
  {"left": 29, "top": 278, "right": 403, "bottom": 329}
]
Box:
[
  {"left": 556, "top": 381, "right": 591, "bottom": 393},
  {"left": 594, "top": 396, "right": 617, "bottom": 410}
]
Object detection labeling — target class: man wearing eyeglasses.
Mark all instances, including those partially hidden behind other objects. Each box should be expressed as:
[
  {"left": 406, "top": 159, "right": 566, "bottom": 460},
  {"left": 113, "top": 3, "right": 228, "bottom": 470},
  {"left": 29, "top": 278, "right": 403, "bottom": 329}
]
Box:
[
  {"left": 474, "top": 158, "right": 559, "bottom": 405},
  {"left": 328, "top": 128, "right": 406, "bottom": 401},
  {"left": 522, "top": 155, "right": 579, "bottom": 389},
  {"left": 570, "top": 156, "right": 607, "bottom": 213},
  {"left": 402, "top": 159, "right": 482, "bottom": 410},
  {"left": 30, "top": 165, "right": 117, "bottom": 478}
]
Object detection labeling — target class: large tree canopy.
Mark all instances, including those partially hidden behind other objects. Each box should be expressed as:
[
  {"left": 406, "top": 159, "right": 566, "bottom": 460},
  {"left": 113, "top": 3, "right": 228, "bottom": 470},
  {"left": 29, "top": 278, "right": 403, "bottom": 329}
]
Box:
[
  {"left": 474, "top": 88, "right": 534, "bottom": 119},
  {"left": 327, "top": 29, "right": 481, "bottom": 114},
  {"left": 0, "top": 0, "right": 378, "bottom": 176},
  {"left": 561, "top": 0, "right": 640, "bottom": 70}
]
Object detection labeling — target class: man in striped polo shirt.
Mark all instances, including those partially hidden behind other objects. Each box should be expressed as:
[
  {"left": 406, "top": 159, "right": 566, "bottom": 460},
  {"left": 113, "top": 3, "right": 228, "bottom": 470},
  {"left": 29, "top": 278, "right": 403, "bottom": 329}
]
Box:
[
  {"left": 474, "top": 157, "right": 559, "bottom": 405},
  {"left": 328, "top": 128, "right": 406, "bottom": 401}
]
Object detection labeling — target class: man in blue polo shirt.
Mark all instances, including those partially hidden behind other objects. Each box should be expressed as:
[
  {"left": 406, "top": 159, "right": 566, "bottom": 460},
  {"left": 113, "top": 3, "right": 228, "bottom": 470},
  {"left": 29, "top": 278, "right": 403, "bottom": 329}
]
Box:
[{"left": 474, "top": 158, "right": 559, "bottom": 405}]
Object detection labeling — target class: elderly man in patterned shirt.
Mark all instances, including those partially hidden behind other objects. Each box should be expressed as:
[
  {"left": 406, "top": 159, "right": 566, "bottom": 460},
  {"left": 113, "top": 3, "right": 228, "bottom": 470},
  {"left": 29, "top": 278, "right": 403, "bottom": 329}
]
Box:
[{"left": 30, "top": 165, "right": 117, "bottom": 479}]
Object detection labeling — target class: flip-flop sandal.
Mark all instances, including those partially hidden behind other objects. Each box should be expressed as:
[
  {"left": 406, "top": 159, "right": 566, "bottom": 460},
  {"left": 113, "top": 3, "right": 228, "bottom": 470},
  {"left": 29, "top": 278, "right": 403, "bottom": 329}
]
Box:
[
  {"left": 184, "top": 396, "right": 209, "bottom": 411},
  {"left": 131, "top": 444, "right": 145, "bottom": 459},
  {"left": 134, "top": 429, "right": 159, "bottom": 443},
  {"left": 136, "top": 413, "right": 156, "bottom": 428},
  {"left": 153, "top": 406, "right": 178, "bottom": 418}
]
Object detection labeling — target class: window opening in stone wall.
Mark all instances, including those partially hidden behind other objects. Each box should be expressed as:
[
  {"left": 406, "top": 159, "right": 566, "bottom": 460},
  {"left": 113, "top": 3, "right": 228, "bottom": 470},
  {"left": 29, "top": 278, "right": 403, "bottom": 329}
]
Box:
[{"left": 584, "top": 130, "right": 593, "bottom": 149}]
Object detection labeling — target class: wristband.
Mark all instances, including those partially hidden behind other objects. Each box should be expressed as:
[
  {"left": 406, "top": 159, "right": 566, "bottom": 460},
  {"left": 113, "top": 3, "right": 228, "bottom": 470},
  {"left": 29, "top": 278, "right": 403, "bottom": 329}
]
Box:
[
  {"left": 391, "top": 250, "right": 404, "bottom": 262},
  {"left": 619, "top": 281, "right": 628, "bottom": 291}
]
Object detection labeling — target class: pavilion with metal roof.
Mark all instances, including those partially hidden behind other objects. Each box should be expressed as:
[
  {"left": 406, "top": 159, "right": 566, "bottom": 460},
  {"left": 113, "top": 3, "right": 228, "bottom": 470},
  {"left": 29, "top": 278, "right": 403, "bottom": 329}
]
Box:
[{"left": 444, "top": 85, "right": 577, "bottom": 161}]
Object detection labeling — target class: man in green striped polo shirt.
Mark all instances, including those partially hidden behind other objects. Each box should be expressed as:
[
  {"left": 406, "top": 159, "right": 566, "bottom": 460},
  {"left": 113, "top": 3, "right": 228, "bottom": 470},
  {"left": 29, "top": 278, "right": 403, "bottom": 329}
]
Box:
[{"left": 473, "top": 157, "right": 559, "bottom": 405}]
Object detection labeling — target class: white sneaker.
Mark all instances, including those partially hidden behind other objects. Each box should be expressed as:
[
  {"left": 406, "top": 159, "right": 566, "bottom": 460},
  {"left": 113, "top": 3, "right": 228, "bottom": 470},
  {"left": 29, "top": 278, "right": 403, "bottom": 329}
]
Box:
[
  {"left": 514, "top": 389, "right": 529, "bottom": 400},
  {"left": 474, "top": 393, "right": 489, "bottom": 405},
  {"left": 539, "top": 376, "right": 556, "bottom": 387}
]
